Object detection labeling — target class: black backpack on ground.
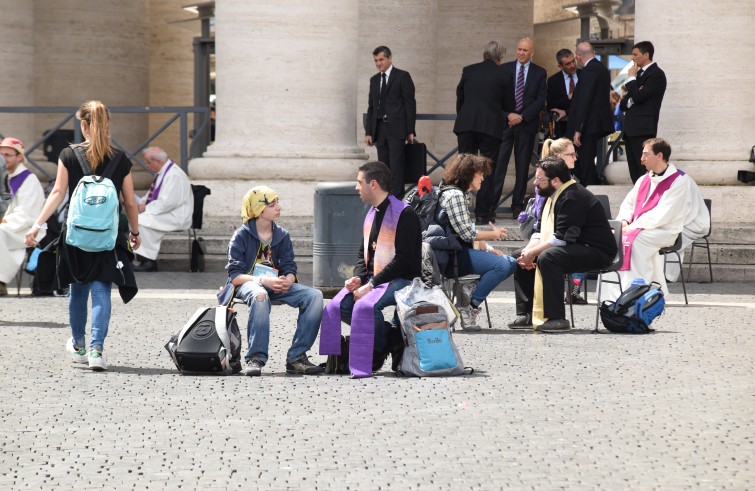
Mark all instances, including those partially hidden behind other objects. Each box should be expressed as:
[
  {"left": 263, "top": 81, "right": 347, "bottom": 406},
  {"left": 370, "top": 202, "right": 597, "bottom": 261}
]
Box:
[{"left": 165, "top": 306, "right": 242, "bottom": 374}]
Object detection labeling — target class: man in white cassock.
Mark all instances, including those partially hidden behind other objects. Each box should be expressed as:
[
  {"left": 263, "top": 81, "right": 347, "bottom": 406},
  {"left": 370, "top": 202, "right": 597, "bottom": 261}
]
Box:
[
  {"left": 131, "top": 147, "right": 193, "bottom": 272},
  {"left": 0, "top": 137, "right": 46, "bottom": 295},
  {"left": 600, "top": 137, "right": 697, "bottom": 300}
]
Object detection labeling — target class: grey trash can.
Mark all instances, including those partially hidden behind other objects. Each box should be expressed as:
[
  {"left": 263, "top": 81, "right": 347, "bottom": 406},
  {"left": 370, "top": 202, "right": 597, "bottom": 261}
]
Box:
[{"left": 313, "top": 182, "right": 369, "bottom": 292}]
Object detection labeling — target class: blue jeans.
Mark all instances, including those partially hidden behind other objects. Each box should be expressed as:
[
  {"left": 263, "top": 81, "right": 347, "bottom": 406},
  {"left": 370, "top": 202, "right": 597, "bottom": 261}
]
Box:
[
  {"left": 69, "top": 281, "right": 112, "bottom": 351},
  {"left": 236, "top": 281, "right": 323, "bottom": 365},
  {"left": 337, "top": 278, "right": 410, "bottom": 354},
  {"left": 466, "top": 249, "right": 516, "bottom": 306}
]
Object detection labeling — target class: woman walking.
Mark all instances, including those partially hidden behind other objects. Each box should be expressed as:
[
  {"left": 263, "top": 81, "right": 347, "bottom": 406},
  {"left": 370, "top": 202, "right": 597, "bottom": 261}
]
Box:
[{"left": 26, "top": 100, "right": 140, "bottom": 370}]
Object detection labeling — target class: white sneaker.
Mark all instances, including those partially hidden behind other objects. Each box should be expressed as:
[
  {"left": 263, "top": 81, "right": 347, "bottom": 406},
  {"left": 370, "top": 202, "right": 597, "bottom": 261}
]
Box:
[
  {"left": 88, "top": 349, "right": 108, "bottom": 371},
  {"left": 459, "top": 305, "right": 482, "bottom": 331},
  {"left": 66, "top": 338, "right": 88, "bottom": 364}
]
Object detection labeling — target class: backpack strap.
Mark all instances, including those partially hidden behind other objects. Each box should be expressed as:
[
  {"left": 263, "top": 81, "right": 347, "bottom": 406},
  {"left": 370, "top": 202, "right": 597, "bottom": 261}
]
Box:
[{"left": 70, "top": 145, "right": 123, "bottom": 180}]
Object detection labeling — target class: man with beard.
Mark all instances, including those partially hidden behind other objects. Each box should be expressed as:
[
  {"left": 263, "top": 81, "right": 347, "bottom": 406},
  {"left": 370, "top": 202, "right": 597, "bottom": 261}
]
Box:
[{"left": 510, "top": 156, "right": 616, "bottom": 332}]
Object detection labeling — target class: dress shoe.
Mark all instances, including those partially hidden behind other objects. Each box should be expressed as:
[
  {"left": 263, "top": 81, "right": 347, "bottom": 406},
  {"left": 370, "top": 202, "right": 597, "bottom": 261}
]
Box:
[
  {"left": 507, "top": 314, "right": 532, "bottom": 329},
  {"left": 132, "top": 258, "right": 158, "bottom": 272},
  {"left": 475, "top": 216, "right": 488, "bottom": 226},
  {"left": 536, "top": 318, "right": 572, "bottom": 332}
]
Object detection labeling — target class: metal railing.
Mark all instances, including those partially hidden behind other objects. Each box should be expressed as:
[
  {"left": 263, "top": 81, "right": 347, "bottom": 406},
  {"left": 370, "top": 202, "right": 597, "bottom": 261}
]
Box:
[{"left": 0, "top": 106, "right": 209, "bottom": 180}]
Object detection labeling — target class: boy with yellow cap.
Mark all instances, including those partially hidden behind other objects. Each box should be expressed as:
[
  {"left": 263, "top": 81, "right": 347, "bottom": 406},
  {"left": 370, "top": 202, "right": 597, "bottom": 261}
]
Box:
[{"left": 221, "top": 185, "right": 324, "bottom": 376}]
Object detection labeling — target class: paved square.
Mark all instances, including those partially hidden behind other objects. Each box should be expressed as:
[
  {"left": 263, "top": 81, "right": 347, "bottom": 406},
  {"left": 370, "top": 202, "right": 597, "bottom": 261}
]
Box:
[{"left": 1, "top": 272, "right": 753, "bottom": 489}]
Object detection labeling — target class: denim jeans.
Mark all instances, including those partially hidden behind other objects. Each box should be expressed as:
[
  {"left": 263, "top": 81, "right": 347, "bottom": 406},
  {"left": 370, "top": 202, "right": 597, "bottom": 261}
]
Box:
[
  {"left": 466, "top": 249, "right": 516, "bottom": 306},
  {"left": 69, "top": 280, "right": 112, "bottom": 351},
  {"left": 337, "top": 278, "right": 410, "bottom": 354},
  {"left": 236, "top": 281, "right": 323, "bottom": 365}
]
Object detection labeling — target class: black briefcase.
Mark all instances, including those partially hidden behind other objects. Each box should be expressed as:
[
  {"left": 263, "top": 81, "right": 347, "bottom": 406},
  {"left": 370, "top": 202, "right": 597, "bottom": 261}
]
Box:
[{"left": 404, "top": 141, "right": 427, "bottom": 184}]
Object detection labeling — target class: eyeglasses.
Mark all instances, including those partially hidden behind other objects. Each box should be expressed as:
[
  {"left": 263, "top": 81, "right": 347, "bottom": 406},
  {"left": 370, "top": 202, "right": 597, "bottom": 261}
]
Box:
[
  {"left": 533, "top": 176, "right": 551, "bottom": 183},
  {"left": 560, "top": 151, "right": 578, "bottom": 159},
  {"left": 1, "top": 152, "right": 18, "bottom": 159}
]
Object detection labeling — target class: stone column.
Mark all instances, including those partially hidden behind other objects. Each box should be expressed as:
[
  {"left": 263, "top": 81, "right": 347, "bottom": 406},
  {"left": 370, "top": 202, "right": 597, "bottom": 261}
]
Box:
[
  {"left": 190, "top": 0, "right": 367, "bottom": 218},
  {"left": 33, "top": 0, "right": 150, "bottom": 183},
  {"left": 0, "top": 0, "right": 35, "bottom": 171},
  {"left": 605, "top": 0, "right": 755, "bottom": 185}
]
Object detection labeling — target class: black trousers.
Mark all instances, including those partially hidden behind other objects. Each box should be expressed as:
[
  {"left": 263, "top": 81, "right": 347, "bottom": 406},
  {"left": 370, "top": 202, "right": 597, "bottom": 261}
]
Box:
[
  {"left": 624, "top": 134, "right": 651, "bottom": 184},
  {"left": 375, "top": 121, "right": 407, "bottom": 198},
  {"left": 575, "top": 133, "right": 601, "bottom": 186},
  {"left": 513, "top": 243, "right": 611, "bottom": 320},
  {"left": 457, "top": 131, "right": 502, "bottom": 220},
  {"left": 493, "top": 125, "right": 537, "bottom": 208}
]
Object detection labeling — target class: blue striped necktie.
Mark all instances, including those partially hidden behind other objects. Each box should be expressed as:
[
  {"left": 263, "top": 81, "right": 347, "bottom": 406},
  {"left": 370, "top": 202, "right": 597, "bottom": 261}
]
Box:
[{"left": 515, "top": 63, "right": 525, "bottom": 112}]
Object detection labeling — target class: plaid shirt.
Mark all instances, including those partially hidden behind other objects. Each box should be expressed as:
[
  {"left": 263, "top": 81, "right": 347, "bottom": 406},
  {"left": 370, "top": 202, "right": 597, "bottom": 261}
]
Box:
[{"left": 439, "top": 187, "right": 476, "bottom": 243}]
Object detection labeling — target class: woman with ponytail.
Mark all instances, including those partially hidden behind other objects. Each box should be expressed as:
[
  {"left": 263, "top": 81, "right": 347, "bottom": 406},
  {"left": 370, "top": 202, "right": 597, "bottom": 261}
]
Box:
[{"left": 26, "top": 100, "right": 140, "bottom": 371}]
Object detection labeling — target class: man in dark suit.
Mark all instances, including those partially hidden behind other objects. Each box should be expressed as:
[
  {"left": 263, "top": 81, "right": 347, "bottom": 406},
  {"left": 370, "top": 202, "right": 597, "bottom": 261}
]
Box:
[
  {"left": 453, "top": 40, "right": 512, "bottom": 224},
  {"left": 620, "top": 41, "right": 667, "bottom": 183},
  {"left": 492, "top": 38, "right": 547, "bottom": 219},
  {"left": 364, "top": 46, "right": 417, "bottom": 199},
  {"left": 566, "top": 42, "right": 614, "bottom": 186},
  {"left": 546, "top": 49, "right": 580, "bottom": 139}
]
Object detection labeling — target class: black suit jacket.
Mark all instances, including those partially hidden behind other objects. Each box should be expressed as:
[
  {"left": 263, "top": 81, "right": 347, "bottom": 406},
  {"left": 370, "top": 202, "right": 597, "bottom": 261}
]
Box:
[
  {"left": 546, "top": 69, "right": 582, "bottom": 115},
  {"left": 619, "top": 62, "right": 667, "bottom": 137},
  {"left": 566, "top": 58, "right": 613, "bottom": 139},
  {"left": 453, "top": 59, "right": 512, "bottom": 139},
  {"left": 365, "top": 67, "right": 416, "bottom": 140},
  {"left": 502, "top": 60, "right": 547, "bottom": 135},
  {"left": 547, "top": 69, "right": 581, "bottom": 137}
]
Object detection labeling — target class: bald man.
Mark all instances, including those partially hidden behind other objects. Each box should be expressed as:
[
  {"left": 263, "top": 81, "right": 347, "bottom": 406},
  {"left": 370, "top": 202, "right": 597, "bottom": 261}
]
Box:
[
  {"left": 132, "top": 147, "right": 193, "bottom": 272},
  {"left": 492, "top": 38, "right": 547, "bottom": 220}
]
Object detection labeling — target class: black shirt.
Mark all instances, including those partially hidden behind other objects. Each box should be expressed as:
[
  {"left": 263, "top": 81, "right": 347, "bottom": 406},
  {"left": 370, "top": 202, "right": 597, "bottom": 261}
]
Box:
[
  {"left": 552, "top": 183, "right": 617, "bottom": 258},
  {"left": 353, "top": 197, "right": 422, "bottom": 286}
]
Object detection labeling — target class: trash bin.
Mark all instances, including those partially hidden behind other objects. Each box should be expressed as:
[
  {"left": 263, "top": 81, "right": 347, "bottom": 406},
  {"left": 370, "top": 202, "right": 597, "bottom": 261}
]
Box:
[{"left": 313, "top": 182, "right": 369, "bottom": 293}]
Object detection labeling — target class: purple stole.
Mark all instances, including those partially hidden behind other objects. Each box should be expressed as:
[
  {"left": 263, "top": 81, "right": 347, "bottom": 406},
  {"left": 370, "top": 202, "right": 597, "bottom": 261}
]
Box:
[
  {"left": 9, "top": 169, "right": 32, "bottom": 199},
  {"left": 320, "top": 196, "right": 407, "bottom": 378},
  {"left": 145, "top": 160, "right": 174, "bottom": 204},
  {"left": 620, "top": 170, "right": 683, "bottom": 270}
]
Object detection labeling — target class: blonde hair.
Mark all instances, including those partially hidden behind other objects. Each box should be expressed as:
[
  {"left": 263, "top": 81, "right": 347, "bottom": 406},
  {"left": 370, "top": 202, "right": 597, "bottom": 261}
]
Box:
[
  {"left": 541, "top": 138, "right": 573, "bottom": 158},
  {"left": 76, "top": 100, "right": 113, "bottom": 170}
]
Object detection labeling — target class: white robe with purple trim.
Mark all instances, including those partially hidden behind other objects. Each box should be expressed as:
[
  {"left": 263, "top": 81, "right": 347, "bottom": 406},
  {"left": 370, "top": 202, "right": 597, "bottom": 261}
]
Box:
[
  {"left": 0, "top": 165, "right": 46, "bottom": 283},
  {"left": 600, "top": 163, "right": 689, "bottom": 301}
]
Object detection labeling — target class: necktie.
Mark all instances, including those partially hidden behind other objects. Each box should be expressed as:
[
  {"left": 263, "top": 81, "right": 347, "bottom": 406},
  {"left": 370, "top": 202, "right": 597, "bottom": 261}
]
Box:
[
  {"left": 637, "top": 68, "right": 644, "bottom": 79},
  {"left": 515, "top": 63, "right": 525, "bottom": 112},
  {"left": 568, "top": 73, "right": 575, "bottom": 96},
  {"left": 379, "top": 72, "right": 387, "bottom": 115}
]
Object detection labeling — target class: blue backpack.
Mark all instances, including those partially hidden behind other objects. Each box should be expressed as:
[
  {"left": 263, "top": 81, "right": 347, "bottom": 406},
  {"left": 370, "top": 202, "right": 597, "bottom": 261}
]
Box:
[
  {"left": 66, "top": 146, "right": 122, "bottom": 252},
  {"left": 599, "top": 281, "right": 665, "bottom": 334}
]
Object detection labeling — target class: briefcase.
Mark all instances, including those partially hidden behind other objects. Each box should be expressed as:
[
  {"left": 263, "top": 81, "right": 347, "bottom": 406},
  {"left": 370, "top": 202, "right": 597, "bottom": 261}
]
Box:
[{"left": 404, "top": 141, "right": 427, "bottom": 184}]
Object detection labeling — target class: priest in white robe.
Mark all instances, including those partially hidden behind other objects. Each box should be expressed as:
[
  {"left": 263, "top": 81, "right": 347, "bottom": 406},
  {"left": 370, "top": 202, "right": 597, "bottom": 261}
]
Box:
[
  {"left": 132, "top": 147, "right": 193, "bottom": 272},
  {"left": 600, "top": 137, "right": 691, "bottom": 300},
  {"left": 0, "top": 137, "right": 46, "bottom": 295}
]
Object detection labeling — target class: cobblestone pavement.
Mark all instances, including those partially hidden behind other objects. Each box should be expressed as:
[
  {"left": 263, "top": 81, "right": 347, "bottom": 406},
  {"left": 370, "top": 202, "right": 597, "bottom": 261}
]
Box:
[{"left": 1, "top": 272, "right": 753, "bottom": 490}]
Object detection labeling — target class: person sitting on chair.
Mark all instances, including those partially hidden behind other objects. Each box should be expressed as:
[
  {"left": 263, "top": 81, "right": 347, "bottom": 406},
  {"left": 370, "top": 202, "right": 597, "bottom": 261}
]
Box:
[
  {"left": 437, "top": 153, "right": 517, "bottom": 331},
  {"left": 601, "top": 137, "right": 701, "bottom": 299},
  {"left": 224, "top": 185, "right": 324, "bottom": 377},
  {"left": 131, "top": 147, "right": 193, "bottom": 272},
  {"left": 320, "top": 161, "right": 422, "bottom": 378},
  {"left": 0, "top": 137, "right": 46, "bottom": 296},
  {"left": 514, "top": 156, "right": 616, "bottom": 332}
]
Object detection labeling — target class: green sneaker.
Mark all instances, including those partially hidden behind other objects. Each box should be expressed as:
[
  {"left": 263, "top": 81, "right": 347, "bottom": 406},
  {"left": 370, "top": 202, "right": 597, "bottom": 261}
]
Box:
[
  {"left": 88, "top": 349, "right": 107, "bottom": 371},
  {"left": 66, "top": 338, "right": 87, "bottom": 364}
]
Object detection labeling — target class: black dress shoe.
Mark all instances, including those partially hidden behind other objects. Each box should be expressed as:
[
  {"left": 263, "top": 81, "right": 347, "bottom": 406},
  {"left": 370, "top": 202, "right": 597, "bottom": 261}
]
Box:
[
  {"left": 475, "top": 216, "right": 488, "bottom": 226},
  {"left": 132, "top": 259, "right": 158, "bottom": 272},
  {"left": 537, "top": 318, "right": 572, "bottom": 332}
]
